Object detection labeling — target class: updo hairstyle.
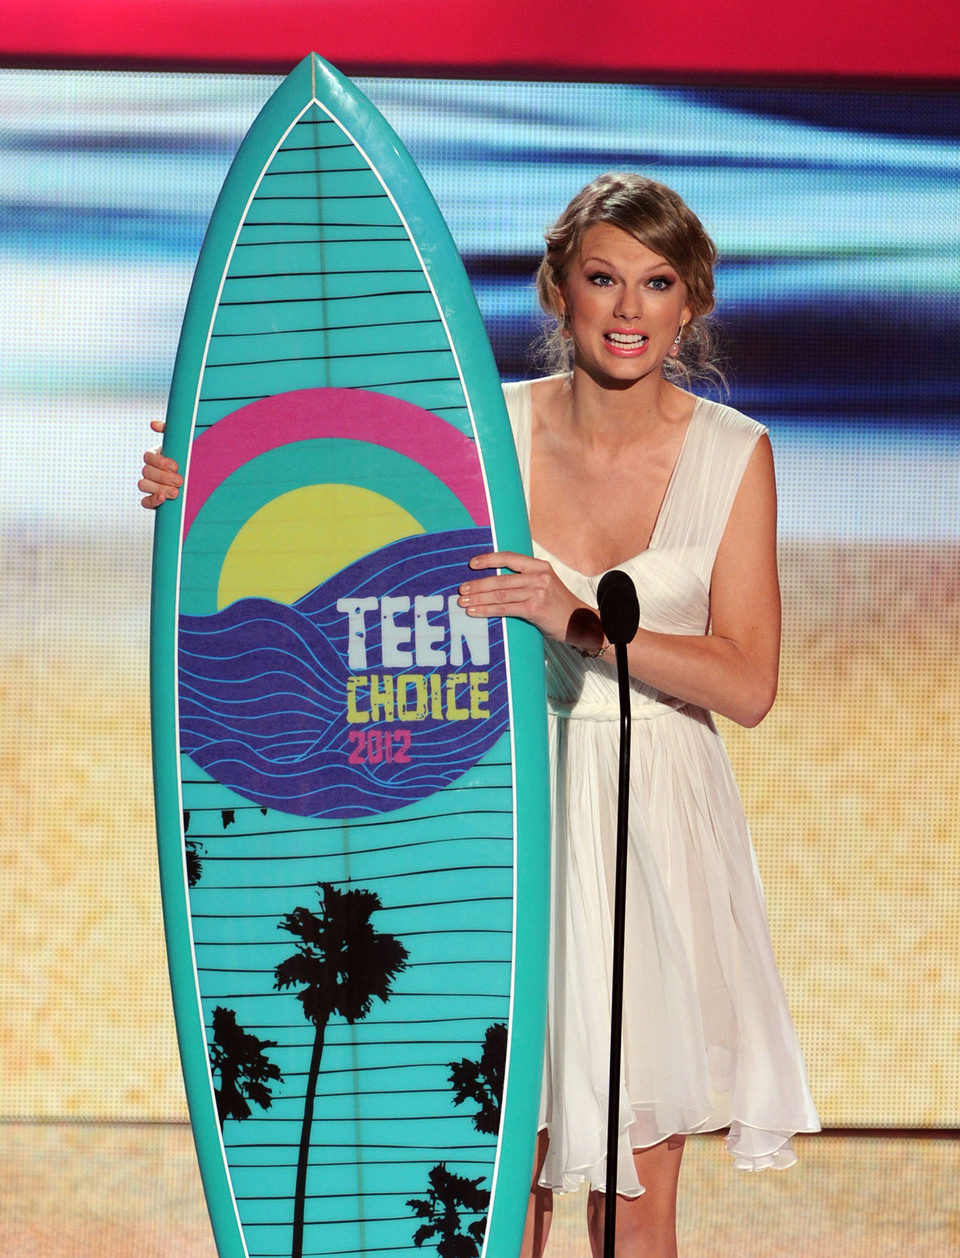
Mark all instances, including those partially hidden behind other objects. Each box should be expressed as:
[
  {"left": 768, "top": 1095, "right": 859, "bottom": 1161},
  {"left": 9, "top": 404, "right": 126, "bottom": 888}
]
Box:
[{"left": 535, "top": 173, "right": 721, "bottom": 384}]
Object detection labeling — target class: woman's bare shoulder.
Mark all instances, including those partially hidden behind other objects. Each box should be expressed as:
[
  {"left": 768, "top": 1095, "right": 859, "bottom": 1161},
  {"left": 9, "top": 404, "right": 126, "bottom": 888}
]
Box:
[{"left": 527, "top": 374, "right": 569, "bottom": 430}]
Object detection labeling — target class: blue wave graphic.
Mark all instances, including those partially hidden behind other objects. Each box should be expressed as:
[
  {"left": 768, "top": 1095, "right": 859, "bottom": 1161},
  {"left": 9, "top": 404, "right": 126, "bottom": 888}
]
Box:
[{"left": 178, "top": 528, "right": 508, "bottom": 819}]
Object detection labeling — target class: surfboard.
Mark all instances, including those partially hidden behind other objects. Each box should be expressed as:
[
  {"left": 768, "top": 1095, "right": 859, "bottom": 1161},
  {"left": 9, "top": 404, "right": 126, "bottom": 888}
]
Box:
[{"left": 150, "top": 54, "right": 549, "bottom": 1258}]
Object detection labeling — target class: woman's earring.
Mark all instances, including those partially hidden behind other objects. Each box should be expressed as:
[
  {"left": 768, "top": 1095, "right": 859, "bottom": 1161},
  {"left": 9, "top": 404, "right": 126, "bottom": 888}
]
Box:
[{"left": 669, "top": 322, "right": 685, "bottom": 357}]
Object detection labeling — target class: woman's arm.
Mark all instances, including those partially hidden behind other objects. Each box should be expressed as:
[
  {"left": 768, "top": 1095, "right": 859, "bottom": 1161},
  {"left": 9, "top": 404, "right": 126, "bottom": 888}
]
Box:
[
  {"left": 620, "top": 434, "right": 780, "bottom": 727},
  {"left": 458, "top": 435, "right": 780, "bottom": 729},
  {"left": 139, "top": 419, "right": 183, "bottom": 508}
]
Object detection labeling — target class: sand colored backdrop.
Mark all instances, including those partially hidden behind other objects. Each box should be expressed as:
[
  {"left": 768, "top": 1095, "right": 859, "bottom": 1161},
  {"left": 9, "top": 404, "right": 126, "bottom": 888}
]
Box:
[{"left": 2, "top": 524, "right": 957, "bottom": 1126}]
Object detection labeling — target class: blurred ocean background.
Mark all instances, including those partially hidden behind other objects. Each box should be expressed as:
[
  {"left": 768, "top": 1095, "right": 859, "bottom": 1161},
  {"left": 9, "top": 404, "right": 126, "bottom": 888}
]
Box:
[{"left": 1, "top": 68, "right": 958, "bottom": 542}]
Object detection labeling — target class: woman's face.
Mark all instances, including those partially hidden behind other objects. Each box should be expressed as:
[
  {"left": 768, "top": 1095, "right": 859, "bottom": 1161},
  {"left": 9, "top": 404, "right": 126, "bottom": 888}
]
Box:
[{"left": 560, "top": 223, "right": 691, "bottom": 385}]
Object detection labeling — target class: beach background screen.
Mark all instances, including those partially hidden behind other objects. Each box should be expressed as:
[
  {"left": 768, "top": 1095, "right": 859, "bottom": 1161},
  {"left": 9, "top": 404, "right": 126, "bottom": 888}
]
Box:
[{"left": 1, "top": 70, "right": 957, "bottom": 1128}]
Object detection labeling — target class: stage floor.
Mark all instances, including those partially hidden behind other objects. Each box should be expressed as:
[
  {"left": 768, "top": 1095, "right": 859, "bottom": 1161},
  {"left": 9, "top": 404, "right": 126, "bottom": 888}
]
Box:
[{"left": 1, "top": 1123, "right": 956, "bottom": 1256}]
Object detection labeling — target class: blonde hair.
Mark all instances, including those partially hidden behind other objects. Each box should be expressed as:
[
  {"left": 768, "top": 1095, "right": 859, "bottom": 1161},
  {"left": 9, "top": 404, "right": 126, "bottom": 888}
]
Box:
[{"left": 534, "top": 173, "right": 722, "bottom": 385}]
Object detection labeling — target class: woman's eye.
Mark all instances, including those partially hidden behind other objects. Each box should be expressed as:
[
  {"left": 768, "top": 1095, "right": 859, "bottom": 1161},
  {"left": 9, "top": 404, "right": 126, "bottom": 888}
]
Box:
[
  {"left": 647, "top": 276, "right": 673, "bottom": 291},
  {"left": 588, "top": 272, "right": 614, "bottom": 286}
]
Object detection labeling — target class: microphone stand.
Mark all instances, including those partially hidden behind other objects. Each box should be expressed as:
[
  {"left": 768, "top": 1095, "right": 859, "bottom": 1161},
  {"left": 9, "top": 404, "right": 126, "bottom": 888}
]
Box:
[{"left": 595, "top": 571, "right": 639, "bottom": 1258}]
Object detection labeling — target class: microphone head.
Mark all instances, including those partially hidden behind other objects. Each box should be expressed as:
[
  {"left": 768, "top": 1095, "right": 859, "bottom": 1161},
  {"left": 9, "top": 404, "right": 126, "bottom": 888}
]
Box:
[{"left": 596, "top": 569, "right": 640, "bottom": 644}]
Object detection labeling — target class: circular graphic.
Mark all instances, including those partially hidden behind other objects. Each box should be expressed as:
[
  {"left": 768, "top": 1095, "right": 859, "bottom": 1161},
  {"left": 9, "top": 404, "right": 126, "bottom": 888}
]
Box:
[{"left": 177, "top": 388, "right": 507, "bottom": 821}]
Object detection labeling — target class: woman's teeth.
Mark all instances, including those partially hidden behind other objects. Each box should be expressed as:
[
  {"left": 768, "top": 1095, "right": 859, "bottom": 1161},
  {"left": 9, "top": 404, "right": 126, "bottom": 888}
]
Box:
[{"left": 606, "top": 332, "right": 647, "bottom": 346}]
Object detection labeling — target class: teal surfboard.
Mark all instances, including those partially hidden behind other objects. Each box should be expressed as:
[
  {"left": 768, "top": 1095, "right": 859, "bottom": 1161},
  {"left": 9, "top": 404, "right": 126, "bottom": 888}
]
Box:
[{"left": 150, "top": 54, "right": 549, "bottom": 1258}]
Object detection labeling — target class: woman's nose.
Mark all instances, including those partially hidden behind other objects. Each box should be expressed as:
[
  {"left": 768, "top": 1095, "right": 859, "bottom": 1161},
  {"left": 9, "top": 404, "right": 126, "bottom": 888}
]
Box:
[{"left": 613, "top": 287, "right": 643, "bottom": 320}]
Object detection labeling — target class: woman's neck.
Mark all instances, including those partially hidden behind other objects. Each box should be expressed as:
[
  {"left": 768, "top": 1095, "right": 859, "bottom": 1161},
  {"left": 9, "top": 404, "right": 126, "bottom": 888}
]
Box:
[{"left": 564, "top": 366, "right": 691, "bottom": 448}]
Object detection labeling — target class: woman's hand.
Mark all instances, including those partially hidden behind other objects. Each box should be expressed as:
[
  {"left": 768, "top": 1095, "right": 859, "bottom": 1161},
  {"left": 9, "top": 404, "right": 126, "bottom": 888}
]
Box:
[
  {"left": 139, "top": 419, "right": 183, "bottom": 509},
  {"left": 458, "top": 551, "right": 603, "bottom": 652}
]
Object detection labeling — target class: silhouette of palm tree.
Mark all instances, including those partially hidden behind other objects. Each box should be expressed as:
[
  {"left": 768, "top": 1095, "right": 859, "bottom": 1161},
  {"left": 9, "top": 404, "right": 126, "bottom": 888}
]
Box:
[
  {"left": 184, "top": 837, "right": 204, "bottom": 887},
  {"left": 275, "top": 882, "right": 409, "bottom": 1258},
  {"left": 448, "top": 1022, "right": 507, "bottom": 1136},
  {"left": 408, "top": 1163, "right": 491, "bottom": 1258},
  {"left": 209, "top": 1005, "right": 283, "bottom": 1125}
]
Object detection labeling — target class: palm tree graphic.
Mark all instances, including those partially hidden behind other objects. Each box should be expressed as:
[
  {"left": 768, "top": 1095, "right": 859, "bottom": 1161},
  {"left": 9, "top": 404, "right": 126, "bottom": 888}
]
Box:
[
  {"left": 209, "top": 1005, "right": 283, "bottom": 1126},
  {"left": 408, "top": 1163, "right": 491, "bottom": 1258},
  {"left": 448, "top": 1022, "right": 507, "bottom": 1136},
  {"left": 184, "top": 837, "right": 204, "bottom": 887},
  {"left": 408, "top": 1022, "right": 507, "bottom": 1256},
  {"left": 275, "top": 882, "right": 409, "bottom": 1258}
]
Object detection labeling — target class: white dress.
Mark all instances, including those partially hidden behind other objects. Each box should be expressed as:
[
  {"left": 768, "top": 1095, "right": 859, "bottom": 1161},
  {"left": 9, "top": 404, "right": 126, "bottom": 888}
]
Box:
[{"left": 503, "top": 380, "right": 819, "bottom": 1197}]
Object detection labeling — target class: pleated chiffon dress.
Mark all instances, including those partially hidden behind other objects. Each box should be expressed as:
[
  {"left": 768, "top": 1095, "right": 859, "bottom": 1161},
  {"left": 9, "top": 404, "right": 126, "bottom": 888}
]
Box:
[{"left": 503, "top": 379, "right": 819, "bottom": 1197}]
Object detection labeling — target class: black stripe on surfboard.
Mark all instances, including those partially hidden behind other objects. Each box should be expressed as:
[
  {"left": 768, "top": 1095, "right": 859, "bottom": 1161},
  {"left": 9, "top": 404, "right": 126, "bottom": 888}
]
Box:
[
  {"left": 235, "top": 1054, "right": 501, "bottom": 1076},
  {"left": 226, "top": 1147, "right": 494, "bottom": 1161},
  {"left": 209, "top": 1043, "right": 506, "bottom": 1062},
  {"left": 261, "top": 162, "right": 374, "bottom": 176},
  {"left": 186, "top": 855, "right": 510, "bottom": 875},
  {"left": 195, "top": 977, "right": 508, "bottom": 993},
  {"left": 179, "top": 796, "right": 513, "bottom": 818},
  {"left": 191, "top": 904, "right": 511, "bottom": 921},
  {"left": 214, "top": 286, "right": 437, "bottom": 307},
  {"left": 192, "top": 403, "right": 471, "bottom": 428},
  {"left": 197, "top": 971, "right": 510, "bottom": 991},
  {"left": 251, "top": 192, "right": 390, "bottom": 205},
  {"left": 193, "top": 935, "right": 510, "bottom": 951},
  {"left": 234, "top": 232, "right": 410, "bottom": 246},
  {"left": 196, "top": 380, "right": 465, "bottom": 407},
  {"left": 195, "top": 980, "right": 510, "bottom": 997},
  {"left": 182, "top": 853, "right": 512, "bottom": 872},
  {"left": 227, "top": 1158, "right": 494, "bottom": 1175},
  {"left": 244, "top": 1231, "right": 424, "bottom": 1253},
  {"left": 237, "top": 218, "right": 411, "bottom": 230},
  {"left": 237, "top": 1088, "right": 458, "bottom": 1108},
  {"left": 222, "top": 266, "right": 425, "bottom": 282},
  {"left": 271, "top": 138, "right": 355, "bottom": 152},
  {"left": 226, "top": 1138, "right": 492, "bottom": 1154},
  {"left": 190, "top": 859, "right": 511, "bottom": 881},
  {"left": 247, "top": 1242, "right": 419, "bottom": 1255},
  {"left": 228, "top": 1111, "right": 493, "bottom": 1128},
  {"left": 218, "top": 1012, "right": 505, "bottom": 1028},
  {"left": 191, "top": 921, "right": 509, "bottom": 939},
  {"left": 231, "top": 1017, "right": 503, "bottom": 1037},
  {"left": 210, "top": 315, "right": 439, "bottom": 338},
  {"left": 227, "top": 1161, "right": 495, "bottom": 1176},
  {"left": 187, "top": 832, "right": 513, "bottom": 858},
  {"left": 203, "top": 346, "right": 458, "bottom": 372},
  {"left": 212, "top": 1016, "right": 506, "bottom": 1033},
  {"left": 198, "top": 365, "right": 460, "bottom": 384},
  {"left": 218, "top": 1039, "right": 504, "bottom": 1057},
  {"left": 194, "top": 934, "right": 511, "bottom": 952},
  {"left": 191, "top": 864, "right": 511, "bottom": 886},
  {"left": 235, "top": 1189, "right": 470, "bottom": 1208},
  {"left": 206, "top": 1042, "right": 505, "bottom": 1061},
  {"left": 276, "top": 132, "right": 354, "bottom": 150},
  {"left": 191, "top": 897, "right": 512, "bottom": 922}
]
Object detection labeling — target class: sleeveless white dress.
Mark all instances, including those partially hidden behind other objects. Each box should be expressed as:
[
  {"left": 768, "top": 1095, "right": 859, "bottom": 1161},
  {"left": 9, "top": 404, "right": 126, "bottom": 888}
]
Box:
[{"left": 503, "top": 379, "right": 819, "bottom": 1197}]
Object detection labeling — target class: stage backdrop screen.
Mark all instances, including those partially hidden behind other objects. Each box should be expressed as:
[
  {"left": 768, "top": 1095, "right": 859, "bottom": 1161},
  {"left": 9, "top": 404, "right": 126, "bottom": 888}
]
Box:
[{"left": 1, "top": 68, "right": 957, "bottom": 1126}]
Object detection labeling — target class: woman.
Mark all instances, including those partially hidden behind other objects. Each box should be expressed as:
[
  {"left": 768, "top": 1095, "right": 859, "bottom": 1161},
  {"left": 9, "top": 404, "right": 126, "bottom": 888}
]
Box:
[{"left": 141, "top": 173, "right": 818, "bottom": 1258}]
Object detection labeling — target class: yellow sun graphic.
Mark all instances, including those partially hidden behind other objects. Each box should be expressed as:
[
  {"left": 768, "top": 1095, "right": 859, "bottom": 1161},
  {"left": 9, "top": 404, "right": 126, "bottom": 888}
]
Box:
[{"left": 217, "top": 484, "right": 425, "bottom": 608}]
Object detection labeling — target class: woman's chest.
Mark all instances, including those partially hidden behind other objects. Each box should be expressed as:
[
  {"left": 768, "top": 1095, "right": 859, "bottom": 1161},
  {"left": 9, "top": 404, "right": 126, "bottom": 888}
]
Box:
[{"left": 528, "top": 441, "right": 680, "bottom": 575}]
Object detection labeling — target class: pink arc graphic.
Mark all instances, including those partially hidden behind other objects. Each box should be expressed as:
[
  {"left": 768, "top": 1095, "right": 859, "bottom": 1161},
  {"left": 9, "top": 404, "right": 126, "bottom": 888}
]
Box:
[{"left": 183, "top": 387, "right": 491, "bottom": 537}]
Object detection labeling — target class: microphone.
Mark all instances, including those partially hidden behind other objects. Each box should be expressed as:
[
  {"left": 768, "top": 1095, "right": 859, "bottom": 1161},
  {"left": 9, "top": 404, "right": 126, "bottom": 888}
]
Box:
[
  {"left": 596, "top": 568, "right": 639, "bottom": 1250},
  {"left": 596, "top": 570, "right": 639, "bottom": 645}
]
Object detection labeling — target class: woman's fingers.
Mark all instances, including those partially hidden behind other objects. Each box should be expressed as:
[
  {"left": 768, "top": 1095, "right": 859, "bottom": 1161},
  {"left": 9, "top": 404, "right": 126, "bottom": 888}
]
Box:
[
  {"left": 139, "top": 446, "right": 183, "bottom": 508},
  {"left": 460, "top": 553, "right": 579, "bottom": 641},
  {"left": 467, "top": 551, "right": 543, "bottom": 574}
]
